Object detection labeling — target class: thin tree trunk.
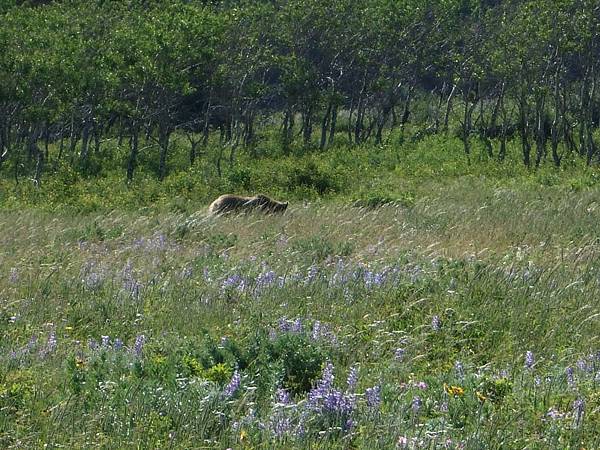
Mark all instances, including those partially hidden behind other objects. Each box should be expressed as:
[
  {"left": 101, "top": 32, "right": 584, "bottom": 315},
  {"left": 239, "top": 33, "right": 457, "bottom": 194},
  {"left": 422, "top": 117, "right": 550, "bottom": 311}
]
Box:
[
  {"left": 126, "top": 123, "right": 139, "bottom": 182},
  {"left": 328, "top": 104, "right": 337, "bottom": 146},
  {"left": 158, "top": 124, "right": 170, "bottom": 181},
  {"left": 320, "top": 102, "right": 332, "bottom": 150}
]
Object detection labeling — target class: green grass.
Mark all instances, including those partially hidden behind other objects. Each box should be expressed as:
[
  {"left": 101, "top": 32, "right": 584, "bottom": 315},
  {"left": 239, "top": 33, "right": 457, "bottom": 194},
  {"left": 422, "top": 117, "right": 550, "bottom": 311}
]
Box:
[{"left": 2, "top": 172, "right": 600, "bottom": 448}]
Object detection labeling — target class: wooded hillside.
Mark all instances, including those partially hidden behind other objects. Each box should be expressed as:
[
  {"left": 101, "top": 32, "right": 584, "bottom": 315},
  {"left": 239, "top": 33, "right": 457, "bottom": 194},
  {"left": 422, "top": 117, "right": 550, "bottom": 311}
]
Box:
[{"left": 1, "top": 0, "right": 599, "bottom": 184}]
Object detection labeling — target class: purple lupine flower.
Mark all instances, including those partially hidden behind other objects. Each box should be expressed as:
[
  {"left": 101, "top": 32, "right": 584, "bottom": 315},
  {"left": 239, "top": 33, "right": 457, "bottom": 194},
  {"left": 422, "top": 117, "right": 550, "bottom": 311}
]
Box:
[
  {"left": 291, "top": 318, "right": 303, "bottom": 333},
  {"left": 395, "top": 348, "right": 406, "bottom": 361},
  {"left": 455, "top": 360, "right": 465, "bottom": 380},
  {"left": 573, "top": 398, "right": 585, "bottom": 428},
  {"left": 278, "top": 317, "right": 291, "bottom": 332},
  {"left": 365, "top": 385, "right": 381, "bottom": 408},
  {"left": 271, "top": 416, "right": 292, "bottom": 437},
  {"left": 257, "top": 270, "right": 276, "bottom": 287},
  {"left": 546, "top": 407, "right": 565, "bottom": 420},
  {"left": 411, "top": 396, "right": 422, "bottom": 414},
  {"left": 84, "top": 271, "right": 103, "bottom": 290},
  {"left": 40, "top": 331, "right": 57, "bottom": 357},
  {"left": 308, "top": 362, "right": 335, "bottom": 405},
  {"left": 565, "top": 367, "right": 575, "bottom": 388},
  {"left": 276, "top": 388, "right": 291, "bottom": 405},
  {"left": 413, "top": 381, "right": 428, "bottom": 390},
  {"left": 113, "top": 338, "right": 123, "bottom": 350},
  {"left": 364, "top": 270, "right": 374, "bottom": 289},
  {"left": 524, "top": 351, "right": 535, "bottom": 370},
  {"left": 223, "top": 370, "right": 241, "bottom": 398},
  {"left": 323, "top": 389, "right": 353, "bottom": 414},
  {"left": 319, "top": 362, "right": 335, "bottom": 391},
  {"left": 431, "top": 315, "right": 441, "bottom": 331},
  {"left": 311, "top": 321, "right": 338, "bottom": 346},
  {"left": 180, "top": 266, "right": 193, "bottom": 279},
  {"left": 576, "top": 358, "right": 589, "bottom": 372},
  {"left": 88, "top": 338, "right": 99, "bottom": 351},
  {"left": 347, "top": 365, "right": 359, "bottom": 392},
  {"left": 277, "top": 276, "right": 286, "bottom": 288},
  {"left": 344, "top": 418, "right": 354, "bottom": 431},
  {"left": 311, "top": 320, "right": 321, "bottom": 339},
  {"left": 305, "top": 265, "right": 318, "bottom": 283},
  {"left": 9, "top": 267, "right": 19, "bottom": 283},
  {"left": 134, "top": 334, "right": 146, "bottom": 357},
  {"left": 222, "top": 274, "right": 243, "bottom": 290}
]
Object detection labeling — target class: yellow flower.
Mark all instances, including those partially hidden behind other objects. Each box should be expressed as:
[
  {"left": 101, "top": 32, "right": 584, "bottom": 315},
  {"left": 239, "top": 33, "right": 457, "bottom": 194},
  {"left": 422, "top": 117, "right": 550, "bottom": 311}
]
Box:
[
  {"left": 65, "top": 326, "right": 73, "bottom": 331},
  {"left": 444, "top": 383, "right": 465, "bottom": 397},
  {"left": 240, "top": 429, "right": 248, "bottom": 442},
  {"left": 75, "top": 357, "right": 85, "bottom": 369},
  {"left": 476, "top": 391, "right": 487, "bottom": 402}
]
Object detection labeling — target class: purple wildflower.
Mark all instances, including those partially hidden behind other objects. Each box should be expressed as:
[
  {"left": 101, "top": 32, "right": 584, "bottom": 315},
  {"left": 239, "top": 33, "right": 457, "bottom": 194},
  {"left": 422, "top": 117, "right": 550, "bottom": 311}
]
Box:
[
  {"left": 180, "top": 266, "right": 193, "bottom": 279},
  {"left": 134, "top": 334, "right": 146, "bottom": 357},
  {"left": 365, "top": 385, "right": 381, "bottom": 408},
  {"left": 455, "top": 360, "right": 465, "bottom": 380},
  {"left": 373, "top": 272, "right": 385, "bottom": 287},
  {"left": 113, "top": 338, "right": 123, "bottom": 350},
  {"left": 278, "top": 317, "right": 291, "bottom": 332},
  {"left": 88, "top": 338, "right": 99, "bottom": 350},
  {"left": 364, "top": 270, "right": 374, "bottom": 289},
  {"left": 222, "top": 274, "right": 244, "bottom": 291},
  {"left": 413, "top": 381, "right": 428, "bottom": 390},
  {"left": 271, "top": 415, "right": 292, "bottom": 437},
  {"left": 565, "top": 366, "right": 575, "bottom": 388},
  {"left": 308, "top": 363, "right": 334, "bottom": 406},
  {"left": 573, "top": 398, "right": 585, "bottom": 428},
  {"left": 431, "top": 315, "right": 441, "bottom": 331},
  {"left": 311, "top": 321, "right": 338, "bottom": 345},
  {"left": 305, "top": 265, "right": 318, "bottom": 283},
  {"left": 84, "top": 271, "right": 103, "bottom": 290},
  {"left": 276, "top": 388, "right": 291, "bottom": 405},
  {"left": 411, "top": 396, "right": 422, "bottom": 414},
  {"left": 223, "top": 370, "right": 241, "bottom": 398},
  {"left": 40, "top": 331, "right": 57, "bottom": 358},
  {"left": 546, "top": 407, "right": 564, "bottom": 420},
  {"left": 291, "top": 318, "right": 303, "bottom": 333},
  {"left": 576, "top": 358, "right": 589, "bottom": 372},
  {"left": 277, "top": 276, "right": 286, "bottom": 288},
  {"left": 395, "top": 348, "right": 406, "bottom": 361},
  {"left": 524, "top": 351, "right": 535, "bottom": 370},
  {"left": 257, "top": 270, "right": 276, "bottom": 288},
  {"left": 9, "top": 267, "right": 19, "bottom": 283},
  {"left": 346, "top": 365, "right": 359, "bottom": 392}
]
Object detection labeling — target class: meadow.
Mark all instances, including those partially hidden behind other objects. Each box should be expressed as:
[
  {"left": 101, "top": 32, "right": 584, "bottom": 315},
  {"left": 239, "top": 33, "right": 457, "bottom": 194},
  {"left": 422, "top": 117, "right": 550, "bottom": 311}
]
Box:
[{"left": 2, "top": 135, "right": 600, "bottom": 449}]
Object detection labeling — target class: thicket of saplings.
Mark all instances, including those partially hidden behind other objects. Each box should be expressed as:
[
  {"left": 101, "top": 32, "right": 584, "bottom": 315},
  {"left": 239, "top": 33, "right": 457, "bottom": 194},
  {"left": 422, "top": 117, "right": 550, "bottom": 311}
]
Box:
[{"left": 1, "top": 0, "right": 600, "bottom": 208}]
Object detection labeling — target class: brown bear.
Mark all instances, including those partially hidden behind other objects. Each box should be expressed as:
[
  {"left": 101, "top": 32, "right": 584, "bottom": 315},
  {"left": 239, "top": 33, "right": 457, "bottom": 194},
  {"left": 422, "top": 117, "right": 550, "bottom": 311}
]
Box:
[{"left": 208, "top": 194, "right": 288, "bottom": 215}]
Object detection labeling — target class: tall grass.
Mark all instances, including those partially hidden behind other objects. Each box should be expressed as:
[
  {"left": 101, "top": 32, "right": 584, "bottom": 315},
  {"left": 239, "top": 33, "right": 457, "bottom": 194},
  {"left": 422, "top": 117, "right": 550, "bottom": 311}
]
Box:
[{"left": 1, "top": 178, "right": 600, "bottom": 448}]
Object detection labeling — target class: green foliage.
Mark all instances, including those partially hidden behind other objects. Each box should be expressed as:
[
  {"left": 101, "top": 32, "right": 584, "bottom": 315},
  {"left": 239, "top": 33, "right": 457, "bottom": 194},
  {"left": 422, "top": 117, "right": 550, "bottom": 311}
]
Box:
[{"left": 266, "top": 332, "right": 327, "bottom": 395}]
